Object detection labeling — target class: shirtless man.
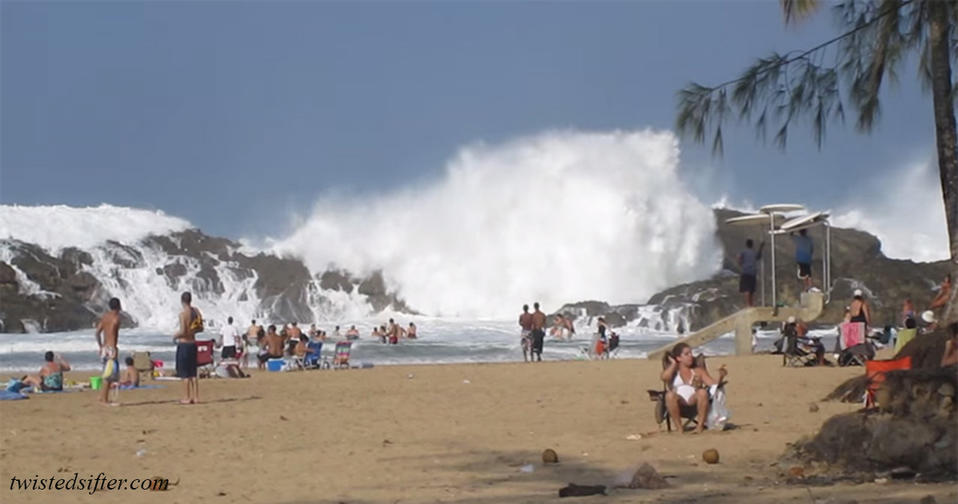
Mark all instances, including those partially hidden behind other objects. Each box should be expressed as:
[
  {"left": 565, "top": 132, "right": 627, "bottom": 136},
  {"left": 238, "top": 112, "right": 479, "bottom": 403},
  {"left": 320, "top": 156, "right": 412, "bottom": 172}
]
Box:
[
  {"left": 174, "top": 292, "right": 201, "bottom": 405},
  {"left": 929, "top": 273, "right": 952, "bottom": 312},
  {"left": 406, "top": 322, "right": 417, "bottom": 339},
  {"left": 346, "top": 325, "right": 360, "bottom": 340},
  {"left": 386, "top": 319, "right": 400, "bottom": 344},
  {"left": 530, "top": 302, "right": 547, "bottom": 362},
  {"left": 289, "top": 322, "right": 303, "bottom": 341},
  {"left": 256, "top": 324, "right": 280, "bottom": 370},
  {"left": 518, "top": 305, "right": 533, "bottom": 362},
  {"left": 94, "top": 297, "right": 122, "bottom": 405},
  {"left": 247, "top": 320, "right": 260, "bottom": 345}
]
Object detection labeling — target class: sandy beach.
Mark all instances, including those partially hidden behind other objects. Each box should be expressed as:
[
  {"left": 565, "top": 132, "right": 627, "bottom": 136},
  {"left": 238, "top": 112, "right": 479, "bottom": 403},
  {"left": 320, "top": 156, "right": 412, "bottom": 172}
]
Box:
[{"left": 2, "top": 355, "right": 955, "bottom": 504}]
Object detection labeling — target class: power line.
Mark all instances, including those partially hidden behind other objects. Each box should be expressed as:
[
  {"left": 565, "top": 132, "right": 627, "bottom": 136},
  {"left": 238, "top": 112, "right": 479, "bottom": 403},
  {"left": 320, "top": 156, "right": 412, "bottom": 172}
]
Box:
[{"left": 700, "top": 0, "right": 914, "bottom": 92}]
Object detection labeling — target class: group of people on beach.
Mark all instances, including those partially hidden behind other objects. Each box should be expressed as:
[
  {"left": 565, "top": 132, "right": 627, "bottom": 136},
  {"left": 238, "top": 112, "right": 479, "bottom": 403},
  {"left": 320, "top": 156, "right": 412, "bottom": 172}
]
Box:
[
  {"left": 517, "top": 304, "right": 619, "bottom": 362},
  {"left": 217, "top": 317, "right": 419, "bottom": 371}
]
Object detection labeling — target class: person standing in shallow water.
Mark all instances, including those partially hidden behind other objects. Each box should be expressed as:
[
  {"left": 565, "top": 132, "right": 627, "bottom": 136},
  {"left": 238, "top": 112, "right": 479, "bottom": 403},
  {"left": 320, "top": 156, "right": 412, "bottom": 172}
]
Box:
[
  {"left": 518, "top": 305, "right": 533, "bottom": 362},
  {"left": 94, "top": 297, "right": 122, "bottom": 406},
  {"left": 530, "top": 302, "right": 547, "bottom": 362}
]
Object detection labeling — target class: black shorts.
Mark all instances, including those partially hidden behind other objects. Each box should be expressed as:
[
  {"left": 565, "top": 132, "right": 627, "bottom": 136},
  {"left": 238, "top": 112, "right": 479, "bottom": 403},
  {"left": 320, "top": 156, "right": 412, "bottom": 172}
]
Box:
[
  {"left": 798, "top": 262, "right": 811, "bottom": 278},
  {"left": 739, "top": 274, "right": 756, "bottom": 293},
  {"left": 176, "top": 342, "right": 198, "bottom": 378},
  {"left": 222, "top": 346, "right": 236, "bottom": 359},
  {"left": 531, "top": 329, "right": 545, "bottom": 353}
]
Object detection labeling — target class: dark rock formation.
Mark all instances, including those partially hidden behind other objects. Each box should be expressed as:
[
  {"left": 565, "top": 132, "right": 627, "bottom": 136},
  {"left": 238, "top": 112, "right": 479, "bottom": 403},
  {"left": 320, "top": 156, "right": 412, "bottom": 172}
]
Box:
[
  {"left": 1, "top": 227, "right": 415, "bottom": 332},
  {"left": 0, "top": 241, "right": 103, "bottom": 332},
  {"left": 789, "top": 367, "right": 956, "bottom": 479}
]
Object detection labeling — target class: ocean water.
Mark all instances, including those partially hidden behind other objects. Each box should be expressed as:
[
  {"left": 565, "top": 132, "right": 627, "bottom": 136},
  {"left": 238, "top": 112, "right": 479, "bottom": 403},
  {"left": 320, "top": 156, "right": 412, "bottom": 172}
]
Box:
[{"left": 0, "top": 318, "right": 840, "bottom": 373}]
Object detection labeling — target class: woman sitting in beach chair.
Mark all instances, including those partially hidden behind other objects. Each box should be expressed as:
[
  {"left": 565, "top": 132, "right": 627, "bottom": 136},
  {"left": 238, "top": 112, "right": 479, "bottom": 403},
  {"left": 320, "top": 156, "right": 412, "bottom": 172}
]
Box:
[{"left": 654, "top": 343, "right": 728, "bottom": 434}]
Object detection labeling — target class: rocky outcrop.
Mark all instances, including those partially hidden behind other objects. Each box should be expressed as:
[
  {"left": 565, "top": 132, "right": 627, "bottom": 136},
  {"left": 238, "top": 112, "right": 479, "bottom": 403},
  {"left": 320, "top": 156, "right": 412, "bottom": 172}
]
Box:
[
  {"left": 0, "top": 228, "right": 414, "bottom": 333},
  {"left": 554, "top": 209, "right": 950, "bottom": 331}
]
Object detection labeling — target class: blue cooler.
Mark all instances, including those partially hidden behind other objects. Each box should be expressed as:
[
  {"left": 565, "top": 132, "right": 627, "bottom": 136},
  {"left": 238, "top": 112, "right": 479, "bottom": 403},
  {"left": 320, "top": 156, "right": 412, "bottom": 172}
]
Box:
[{"left": 267, "top": 358, "right": 284, "bottom": 372}]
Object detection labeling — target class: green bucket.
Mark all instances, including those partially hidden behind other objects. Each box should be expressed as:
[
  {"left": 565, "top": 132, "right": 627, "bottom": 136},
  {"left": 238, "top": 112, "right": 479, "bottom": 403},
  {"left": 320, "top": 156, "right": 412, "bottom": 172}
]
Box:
[{"left": 90, "top": 376, "right": 103, "bottom": 390}]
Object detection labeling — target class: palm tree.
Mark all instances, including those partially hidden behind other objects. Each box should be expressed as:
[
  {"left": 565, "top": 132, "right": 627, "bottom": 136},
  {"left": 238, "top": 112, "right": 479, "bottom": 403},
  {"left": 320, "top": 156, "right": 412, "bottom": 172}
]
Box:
[{"left": 676, "top": 0, "right": 957, "bottom": 323}]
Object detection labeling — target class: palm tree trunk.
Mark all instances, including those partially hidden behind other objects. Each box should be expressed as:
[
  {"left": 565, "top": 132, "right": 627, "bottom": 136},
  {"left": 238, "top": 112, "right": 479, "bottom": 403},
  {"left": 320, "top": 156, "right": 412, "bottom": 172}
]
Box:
[{"left": 927, "top": 0, "right": 958, "bottom": 325}]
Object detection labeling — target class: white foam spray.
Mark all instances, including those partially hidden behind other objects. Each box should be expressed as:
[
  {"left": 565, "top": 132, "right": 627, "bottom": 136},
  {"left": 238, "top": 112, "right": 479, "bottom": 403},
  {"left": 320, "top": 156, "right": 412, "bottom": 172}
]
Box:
[
  {"left": 0, "top": 204, "right": 191, "bottom": 252},
  {"left": 274, "top": 129, "right": 722, "bottom": 318},
  {"left": 832, "top": 158, "right": 949, "bottom": 262}
]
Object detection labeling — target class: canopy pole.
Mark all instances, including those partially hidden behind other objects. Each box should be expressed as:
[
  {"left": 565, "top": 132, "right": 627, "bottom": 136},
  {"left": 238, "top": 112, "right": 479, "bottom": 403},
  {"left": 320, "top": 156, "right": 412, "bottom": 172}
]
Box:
[
  {"left": 825, "top": 221, "right": 832, "bottom": 304},
  {"left": 770, "top": 217, "right": 777, "bottom": 313}
]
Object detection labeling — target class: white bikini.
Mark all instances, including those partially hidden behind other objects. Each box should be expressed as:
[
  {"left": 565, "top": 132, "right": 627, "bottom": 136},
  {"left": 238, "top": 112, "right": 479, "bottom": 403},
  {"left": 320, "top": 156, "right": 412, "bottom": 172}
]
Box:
[{"left": 672, "top": 369, "right": 697, "bottom": 403}]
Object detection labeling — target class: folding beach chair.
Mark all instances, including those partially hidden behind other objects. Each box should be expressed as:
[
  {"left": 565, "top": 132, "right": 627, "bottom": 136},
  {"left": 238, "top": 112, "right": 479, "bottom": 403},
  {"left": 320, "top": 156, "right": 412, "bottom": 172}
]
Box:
[
  {"left": 132, "top": 351, "right": 155, "bottom": 382},
  {"left": 304, "top": 341, "right": 325, "bottom": 369},
  {"left": 195, "top": 339, "right": 215, "bottom": 378},
  {"left": 864, "top": 356, "right": 911, "bottom": 408},
  {"left": 333, "top": 341, "right": 352, "bottom": 369},
  {"left": 782, "top": 332, "right": 819, "bottom": 367},
  {"left": 647, "top": 354, "right": 726, "bottom": 432}
]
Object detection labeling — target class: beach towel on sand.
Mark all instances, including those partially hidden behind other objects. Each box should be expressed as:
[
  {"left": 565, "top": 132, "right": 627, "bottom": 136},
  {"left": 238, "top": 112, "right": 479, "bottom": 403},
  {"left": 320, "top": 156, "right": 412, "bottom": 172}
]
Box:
[{"left": 0, "top": 390, "right": 28, "bottom": 400}]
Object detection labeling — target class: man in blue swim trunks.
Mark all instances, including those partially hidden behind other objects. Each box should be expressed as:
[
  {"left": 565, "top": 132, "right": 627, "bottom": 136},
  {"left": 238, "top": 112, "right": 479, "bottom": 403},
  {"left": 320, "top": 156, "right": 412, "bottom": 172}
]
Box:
[
  {"left": 94, "top": 297, "right": 122, "bottom": 405},
  {"left": 174, "top": 292, "right": 201, "bottom": 405}
]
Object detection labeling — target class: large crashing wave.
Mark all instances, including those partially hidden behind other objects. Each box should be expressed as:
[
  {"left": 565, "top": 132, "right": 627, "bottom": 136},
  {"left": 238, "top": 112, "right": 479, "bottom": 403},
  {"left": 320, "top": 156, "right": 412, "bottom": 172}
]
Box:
[
  {"left": 273, "top": 129, "right": 722, "bottom": 318},
  {"left": 0, "top": 204, "right": 191, "bottom": 252}
]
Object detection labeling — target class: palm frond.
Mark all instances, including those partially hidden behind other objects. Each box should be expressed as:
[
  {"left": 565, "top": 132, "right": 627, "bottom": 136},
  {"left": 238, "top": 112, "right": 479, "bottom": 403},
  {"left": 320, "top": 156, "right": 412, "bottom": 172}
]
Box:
[
  {"left": 676, "top": 0, "right": 920, "bottom": 154},
  {"left": 782, "top": 0, "right": 823, "bottom": 25}
]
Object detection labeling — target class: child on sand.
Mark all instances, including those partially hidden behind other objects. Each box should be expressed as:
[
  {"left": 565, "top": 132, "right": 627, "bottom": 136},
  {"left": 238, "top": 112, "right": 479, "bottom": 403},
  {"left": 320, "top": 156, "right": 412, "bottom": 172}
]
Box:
[{"left": 118, "top": 356, "right": 139, "bottom": 388}]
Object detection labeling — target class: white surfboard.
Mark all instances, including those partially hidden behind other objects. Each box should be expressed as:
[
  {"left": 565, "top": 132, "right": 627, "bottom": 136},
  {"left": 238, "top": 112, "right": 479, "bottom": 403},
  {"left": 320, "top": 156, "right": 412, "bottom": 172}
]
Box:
[{"left": 759, "top": 203, "right": 806, "bottom": 214}]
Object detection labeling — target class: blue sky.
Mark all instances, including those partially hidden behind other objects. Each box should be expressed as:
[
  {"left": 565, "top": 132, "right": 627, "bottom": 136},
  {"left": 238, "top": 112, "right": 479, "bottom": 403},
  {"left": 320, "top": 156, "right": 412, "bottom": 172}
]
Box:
[{"left": 1, "top": 1, "right": 937, "bottom": 241}]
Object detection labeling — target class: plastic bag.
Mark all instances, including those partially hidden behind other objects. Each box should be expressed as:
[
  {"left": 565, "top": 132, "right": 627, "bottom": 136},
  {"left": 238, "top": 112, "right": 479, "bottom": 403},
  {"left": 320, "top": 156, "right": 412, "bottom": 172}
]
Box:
[{"left": 706, "top": 386, "right": 730, "bottom": 431}]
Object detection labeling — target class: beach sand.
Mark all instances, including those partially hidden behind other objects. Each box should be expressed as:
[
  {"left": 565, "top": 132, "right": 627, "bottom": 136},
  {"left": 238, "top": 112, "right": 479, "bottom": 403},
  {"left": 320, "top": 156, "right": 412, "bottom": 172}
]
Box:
[{"left": 2, "top": 354, "right": 955, "bottom": 503}]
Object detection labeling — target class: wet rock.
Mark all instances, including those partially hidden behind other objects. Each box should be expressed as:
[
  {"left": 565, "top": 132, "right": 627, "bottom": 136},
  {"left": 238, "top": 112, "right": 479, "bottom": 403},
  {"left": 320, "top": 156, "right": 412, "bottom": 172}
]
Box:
[
  {"left": 0, "top": 262, "right": 16, "bottom": 285},
  {"left": 319, "top": 270, "right": 354, "bottom": 293}
]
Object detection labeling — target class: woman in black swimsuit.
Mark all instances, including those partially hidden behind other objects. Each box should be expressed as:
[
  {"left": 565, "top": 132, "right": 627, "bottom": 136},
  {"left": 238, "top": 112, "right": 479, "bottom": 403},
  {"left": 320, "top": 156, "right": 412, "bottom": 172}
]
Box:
[{"left": 849, "top": 289, "right": 871, "bottom": 327}]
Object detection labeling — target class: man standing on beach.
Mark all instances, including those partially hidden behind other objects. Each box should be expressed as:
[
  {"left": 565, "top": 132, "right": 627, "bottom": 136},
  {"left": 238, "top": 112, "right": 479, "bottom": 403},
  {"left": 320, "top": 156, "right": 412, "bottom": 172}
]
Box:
[
  {"left": 219, "top": 316, "right": 240, "bottom": 361},
  {"left": 738, "top": 239, "right": 764, "bottom": 307},
  {"left": 174, "top": 292, "right": 200, "bottom": 405},
  {"left": 518, "top": 305, "right": 533, "bottom": 362},
  {"left": 531, "top": 302, "right": 547, "bottom": 362},
  {"left": 790, "top": 229, "right": 813, "bottom": 291},
  {"left": 94, "top": 297, "right": 122, "bottom": 405}
]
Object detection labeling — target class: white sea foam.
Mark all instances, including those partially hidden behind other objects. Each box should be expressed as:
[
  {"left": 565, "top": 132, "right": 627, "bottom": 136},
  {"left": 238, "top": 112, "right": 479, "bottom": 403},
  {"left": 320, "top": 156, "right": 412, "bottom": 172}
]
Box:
[
  {"left": 0, "top": 204, "right": 191, "bottom": 252},
  {"left": 832, "top": 158, "right": 949, "bottom": 262},
  {"left": 274, "top": 129, "right": 722, "bottom": 318}
]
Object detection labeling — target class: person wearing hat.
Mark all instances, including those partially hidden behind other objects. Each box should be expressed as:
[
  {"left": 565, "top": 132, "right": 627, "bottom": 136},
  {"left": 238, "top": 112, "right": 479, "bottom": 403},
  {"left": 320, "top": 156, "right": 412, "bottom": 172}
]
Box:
[
  {"left": 849, "top": 289, "right": 871, "bottom": 329},
  {"left": 920, "top": 310, "right": 939, "bottom": 333}
]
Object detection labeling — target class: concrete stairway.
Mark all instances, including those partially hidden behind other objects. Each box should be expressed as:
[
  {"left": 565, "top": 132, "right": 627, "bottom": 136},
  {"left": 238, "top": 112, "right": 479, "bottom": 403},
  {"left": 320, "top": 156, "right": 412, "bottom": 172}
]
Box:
[{"left": 646, "top": 291, "right": 824, "bottom": 360}]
